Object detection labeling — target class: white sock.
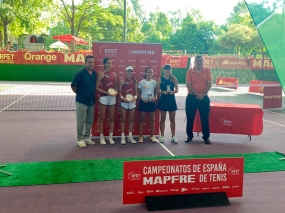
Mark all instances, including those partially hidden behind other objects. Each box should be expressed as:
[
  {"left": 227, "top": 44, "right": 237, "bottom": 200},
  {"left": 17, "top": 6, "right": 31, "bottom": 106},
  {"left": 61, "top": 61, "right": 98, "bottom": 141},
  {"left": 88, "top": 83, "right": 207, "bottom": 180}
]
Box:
[
  {"left": 100, "top": 134, "right": 104, "bottom": 139},
  {"left": 129, "top": 132, "right": 132, "bottom": 138},
  {"left": 121, "top": 133, "right": 125, "bottom": 138},
  {"left": 109, "top": 132, "right": 113, "bottom": 138}
]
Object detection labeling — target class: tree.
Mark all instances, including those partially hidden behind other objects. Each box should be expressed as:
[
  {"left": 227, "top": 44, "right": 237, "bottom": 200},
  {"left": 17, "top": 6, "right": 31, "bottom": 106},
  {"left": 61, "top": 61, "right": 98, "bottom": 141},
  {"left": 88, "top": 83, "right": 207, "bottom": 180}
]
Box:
[
  {"left": 0, "top": 0, "right": 57, "bottom": 47},
  {"left": 141, "top": 11, "right": 173, "bottom": 47},
  {"left": 59, "top": 0, "right": 98, "bottom": 36},
  {"left": 219, "top": 24, "right": 255, "bottom": 55}
]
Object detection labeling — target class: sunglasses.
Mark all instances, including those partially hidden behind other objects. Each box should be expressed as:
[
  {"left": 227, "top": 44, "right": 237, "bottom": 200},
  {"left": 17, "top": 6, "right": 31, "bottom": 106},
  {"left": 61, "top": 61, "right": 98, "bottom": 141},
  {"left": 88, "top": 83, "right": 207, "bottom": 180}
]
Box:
[{"left": 126, "top": 70, "right": 133, "bottom": 72}]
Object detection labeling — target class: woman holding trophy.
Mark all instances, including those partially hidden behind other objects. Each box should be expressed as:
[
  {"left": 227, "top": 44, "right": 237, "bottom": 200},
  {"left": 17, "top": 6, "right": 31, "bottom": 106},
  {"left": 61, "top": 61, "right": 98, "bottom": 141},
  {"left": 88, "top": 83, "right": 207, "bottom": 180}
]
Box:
[
  {"left": 137, "top": 67, "right": 159, "bottom": 143},
  {"left": 156, "top": 64, "right": 179, "bottom": 143},
  {"left": 119, "top": 65, "right": 138, "bottom": 145},
  {"left": 96, "top": 57, "right": 118, "bottom": 145}
]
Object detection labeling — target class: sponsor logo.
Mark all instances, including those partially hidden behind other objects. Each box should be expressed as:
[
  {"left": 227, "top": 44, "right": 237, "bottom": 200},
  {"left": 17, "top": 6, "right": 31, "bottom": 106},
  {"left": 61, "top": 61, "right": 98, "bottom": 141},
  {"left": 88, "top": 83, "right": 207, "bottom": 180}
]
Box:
[
  {"left": 119, "top": 59, "right": 124, "bottom": 63},
  {"left": 128, "top": 172, "right": 141, "bottom": 180},
  {"left": 220, "top": 118, "right": 232, "bottom": 126},
  {"left": 99, "top": 45, "right": 118, "bottom": 57},
  {"left": 170, "top": 189, "right": 179, "bottom": 192},
  {"left": 181, "top": 188, "right": 188, "bottom": 192},
  {"left": 149, "top": 60, "right": 157, "bottom": 63},
  {"left": 127, "top": 191, "right": 135, "bottom": 195},
  {"left": 128, "top": 60, "right": 136, "bottom": 62},
  {"left": 138, "top": 191, "right": 144, "bottom": 194},
  {"left": 202, "top": 187, "right": 209, "bottom": 190},
  {"left": 232, "top": 185, "right": 240, "bottom": 188},
  {"left": 146, "top": 190, "right": 153, "bottom": 193},
  {"left": 252, "top": 59, "right": 273, "bottom": 68},
  {"left": 218, "top": 80, "right": 236, "bottom": 85},
  {"left": 191, "top": 188, "right": 199, "bottom": 190},
  {"left": 212, "top": 187, "right": 220, "bottom": 190},
  {"left": 156, "top": 189, "right": 169, "bottom": 193},
  {"left": 228, "top": 167, "right": 240, "bottom": 175},
  {"left": 119, "top": 65, "right": 125, "bottom": 68},
  {"left": 167, "top": 59, "right": 180, "bottom": 65},
  {"left": 264, "top": 95, "right": 281, "bottom": 99},
  {"left": 140, "top": 60, "right": 145, "bottom": 63},
  {"left": 222, "top": 186, "right": 229, "bottom": 189},
  {"left": 128, "top": 50, "right": 155, "bottom": 55}
]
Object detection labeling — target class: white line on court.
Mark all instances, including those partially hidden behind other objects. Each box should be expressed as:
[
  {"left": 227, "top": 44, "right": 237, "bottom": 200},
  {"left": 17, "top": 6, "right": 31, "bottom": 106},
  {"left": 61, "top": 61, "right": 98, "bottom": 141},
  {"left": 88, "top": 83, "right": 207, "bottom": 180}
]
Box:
[
  {"left": 157, "top": 142, "right": 175, "bottom": 156},
  {"left": 263, "top": 119, "right": 285, "bottom": 128},
  {"left": 0, "top": 88, "right": 36, "bottom": 113}
]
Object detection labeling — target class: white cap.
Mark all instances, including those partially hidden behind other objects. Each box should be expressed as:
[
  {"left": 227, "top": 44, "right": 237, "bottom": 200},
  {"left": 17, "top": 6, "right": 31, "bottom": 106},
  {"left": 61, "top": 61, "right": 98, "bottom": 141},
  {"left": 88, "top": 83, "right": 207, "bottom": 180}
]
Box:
[{"left": 125, "top": 66, "right": 134, "bottom": 71}]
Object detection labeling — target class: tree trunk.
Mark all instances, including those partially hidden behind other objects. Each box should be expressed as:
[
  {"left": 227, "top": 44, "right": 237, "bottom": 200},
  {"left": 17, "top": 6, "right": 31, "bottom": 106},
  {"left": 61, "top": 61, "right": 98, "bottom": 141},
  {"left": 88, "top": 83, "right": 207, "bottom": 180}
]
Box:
[
  {"left": 3, "top": 18, "right": 10, "bottom": 46},
  {"left": 0, "top": 29, "right": 3, "bottom": 49}
]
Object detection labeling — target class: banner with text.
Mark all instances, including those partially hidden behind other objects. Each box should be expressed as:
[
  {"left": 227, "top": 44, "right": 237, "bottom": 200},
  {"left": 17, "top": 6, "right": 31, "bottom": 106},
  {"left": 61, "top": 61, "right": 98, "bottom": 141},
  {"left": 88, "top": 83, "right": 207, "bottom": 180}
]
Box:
[
  {"left": 91, "top": 42, "right": 162, "bottom": 137},
  {"left": 0, "top": 50, "right": 92, "bottom": 65},
  {"left": 0, "top": 50, "right": 275, "bottom": 71},
  {"left": 263, "top": 86, "right": 282, "bottom": 109},
  {"left": 161, "top": 55, "right": 188, "bottom": 68},
  {"left": 203, "top": 56, "right": 249, "bottom": 69},
  {"left": 123, "top": 158, "right": 244, "bottom": 204},
  {"left": 216, "top": 77, "right": 239, "bottom": 90}
]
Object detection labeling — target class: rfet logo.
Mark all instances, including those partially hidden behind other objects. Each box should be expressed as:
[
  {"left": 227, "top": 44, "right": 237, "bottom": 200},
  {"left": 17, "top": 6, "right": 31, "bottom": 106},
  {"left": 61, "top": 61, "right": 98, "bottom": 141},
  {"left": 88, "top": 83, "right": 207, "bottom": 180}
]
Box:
[
  {"left": 99, "top": 45, "right": 118, "bottom": 57},
  {"left": 220, "top": 118, "right": 232, "bottom": 126},
  {"left": 166, "top": 57, "right": 180, "bottom": 65},
  {"left": 228, "top": 167, "right": 240, "bottom": 175},
  {"left": 128, "top": 172, "right": 141, "bottom": 180}
]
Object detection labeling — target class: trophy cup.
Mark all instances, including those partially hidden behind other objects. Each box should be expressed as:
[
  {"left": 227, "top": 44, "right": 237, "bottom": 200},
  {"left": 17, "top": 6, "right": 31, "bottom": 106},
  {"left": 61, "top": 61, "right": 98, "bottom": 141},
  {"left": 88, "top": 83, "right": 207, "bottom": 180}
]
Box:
[
  {"left": 166, "top": 85, "right": 171, "bottom": 93},
  {"left": 147, "top": 93, "right": 153, "bottom": 101},
  {"left": 108, "top": 88, "right": 116, "bottom": 95},
  {"left": 125, "top": 94, "right": 134, "bottom": 102}
]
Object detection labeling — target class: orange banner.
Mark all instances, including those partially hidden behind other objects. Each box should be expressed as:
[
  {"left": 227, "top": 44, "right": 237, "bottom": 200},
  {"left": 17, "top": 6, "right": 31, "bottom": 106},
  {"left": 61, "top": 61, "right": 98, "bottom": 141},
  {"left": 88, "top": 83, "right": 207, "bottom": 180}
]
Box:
[
  {"left": 249, "top": 58, "right": 274, "bottom": 70},
  {"left": 161, "top": 55, "right": 188, "bottom": 68},
  {"left": 203, "top": 56, "right": 249, "bottom": 69},
  {"left": 0, "top": 50, "right": 92, "bottom": 65}
]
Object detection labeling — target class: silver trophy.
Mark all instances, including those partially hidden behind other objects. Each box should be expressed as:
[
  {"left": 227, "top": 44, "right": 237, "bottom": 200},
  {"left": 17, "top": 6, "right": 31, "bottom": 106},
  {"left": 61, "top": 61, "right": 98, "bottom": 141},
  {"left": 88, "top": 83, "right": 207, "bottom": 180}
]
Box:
[
  {"left": 166, "top": 85, "right": 171, "bottom": 93},
  {"left": 148, "top": 93, "right": 153, "bottom": 101}
]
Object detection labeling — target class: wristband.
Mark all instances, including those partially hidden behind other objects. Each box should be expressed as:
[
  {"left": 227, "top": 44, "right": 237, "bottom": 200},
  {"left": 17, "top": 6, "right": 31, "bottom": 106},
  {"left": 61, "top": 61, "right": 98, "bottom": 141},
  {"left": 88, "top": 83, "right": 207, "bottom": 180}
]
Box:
[{"left": 121, "top": 96, "right": 124, "bottom": 99}]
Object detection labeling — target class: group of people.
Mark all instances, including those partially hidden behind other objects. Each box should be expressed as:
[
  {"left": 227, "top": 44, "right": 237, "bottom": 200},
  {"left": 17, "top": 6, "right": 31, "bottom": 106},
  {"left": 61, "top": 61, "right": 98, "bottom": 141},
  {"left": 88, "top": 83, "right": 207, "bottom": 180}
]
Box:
[{"left": 71, "top": 54, "right": 212, "bottom": 148}]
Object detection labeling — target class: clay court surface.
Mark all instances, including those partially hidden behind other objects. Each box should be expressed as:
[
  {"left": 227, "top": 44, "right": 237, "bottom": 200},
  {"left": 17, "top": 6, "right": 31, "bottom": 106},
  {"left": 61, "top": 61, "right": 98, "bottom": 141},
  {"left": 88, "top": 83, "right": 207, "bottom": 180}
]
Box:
[{"left": 1, "top": 84, "right": 285, "bottom": 213}]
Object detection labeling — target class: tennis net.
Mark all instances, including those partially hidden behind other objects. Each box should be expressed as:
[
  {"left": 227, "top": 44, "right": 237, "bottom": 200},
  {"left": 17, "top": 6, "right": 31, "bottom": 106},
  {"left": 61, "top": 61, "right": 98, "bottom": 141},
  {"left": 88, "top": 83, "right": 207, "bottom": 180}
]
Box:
[{"left": 0, "top": 81, "right": 75, "bottom": 111}]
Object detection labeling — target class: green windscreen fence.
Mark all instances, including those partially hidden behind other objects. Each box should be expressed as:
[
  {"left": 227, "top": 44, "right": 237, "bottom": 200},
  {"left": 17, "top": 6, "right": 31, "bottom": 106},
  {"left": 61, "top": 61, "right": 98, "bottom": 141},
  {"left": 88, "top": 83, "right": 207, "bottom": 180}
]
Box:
[{"left": 245, "top": 0, "right": 285, "bottom": 92}]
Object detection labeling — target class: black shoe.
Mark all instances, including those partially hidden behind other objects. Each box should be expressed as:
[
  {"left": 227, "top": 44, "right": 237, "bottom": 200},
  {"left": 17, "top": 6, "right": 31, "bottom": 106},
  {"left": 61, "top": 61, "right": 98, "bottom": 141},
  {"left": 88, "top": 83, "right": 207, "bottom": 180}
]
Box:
[
  {"left": 204, "top": 138, "right": 211, "bottom": 145},
  {"left": 185, "top": 138, "right": 192, "bottom": 143}
]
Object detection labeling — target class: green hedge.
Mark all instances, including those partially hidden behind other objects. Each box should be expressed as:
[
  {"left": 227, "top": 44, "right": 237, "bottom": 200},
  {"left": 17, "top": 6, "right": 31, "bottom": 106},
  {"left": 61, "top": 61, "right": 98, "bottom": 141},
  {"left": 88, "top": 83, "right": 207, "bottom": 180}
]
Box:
[{"left": 0, "top": 63, "right": 278, "bottom": 84}]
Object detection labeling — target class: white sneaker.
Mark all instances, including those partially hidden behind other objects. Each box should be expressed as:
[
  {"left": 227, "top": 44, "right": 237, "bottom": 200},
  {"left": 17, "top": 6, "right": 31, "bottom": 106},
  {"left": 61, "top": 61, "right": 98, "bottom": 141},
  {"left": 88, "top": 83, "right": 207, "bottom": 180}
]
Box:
[
  {"left": 171, "top": 136, "right": 178, "bottom": 144},
  {"left": 78, "top": 140, "right": 87, "bottom": 148},
  {"left": 108, "top": 137, "right": 115, "bottom": 145},
  {"left": 159, "top": 136, "right": 164, "bottom": 143},
  {"left": 84, "top": 138, "right": 95, "bottom": 145},
  {"left": 121, "top": 137, "right": 126, "bottom": 145},
  {"left": 100, "top": 137, "right": 106, "bottom": 145},
  {"left": 150, "top": 136, "right": 159, "bottom": 143},
  {"left": 127, "top": 137, "right": 137, "bottom": 144}
]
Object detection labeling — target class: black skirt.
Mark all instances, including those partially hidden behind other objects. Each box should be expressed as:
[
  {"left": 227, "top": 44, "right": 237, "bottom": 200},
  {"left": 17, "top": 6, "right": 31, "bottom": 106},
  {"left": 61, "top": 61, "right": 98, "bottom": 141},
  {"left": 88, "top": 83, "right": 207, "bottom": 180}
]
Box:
[
  {"left": 156, "top": 95, "right": 177, "bottom": 111},
  {"left": 139, "top": 100, "right": 156, "bottom": 112}
]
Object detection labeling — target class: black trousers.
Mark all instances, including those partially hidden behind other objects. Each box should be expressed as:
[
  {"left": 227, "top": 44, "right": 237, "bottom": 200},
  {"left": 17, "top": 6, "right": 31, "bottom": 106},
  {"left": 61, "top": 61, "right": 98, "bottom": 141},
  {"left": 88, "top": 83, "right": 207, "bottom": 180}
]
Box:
[{"left": 185, "top": 94, "right": 210, "bottom": 140}]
